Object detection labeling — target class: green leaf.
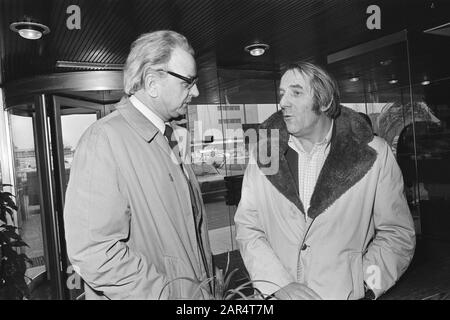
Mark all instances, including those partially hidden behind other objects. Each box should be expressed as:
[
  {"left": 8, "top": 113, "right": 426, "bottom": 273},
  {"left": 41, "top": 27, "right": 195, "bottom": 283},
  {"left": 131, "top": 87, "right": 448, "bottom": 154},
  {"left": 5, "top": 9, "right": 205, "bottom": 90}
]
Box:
[
  {"left": 1, "top": 192, "right": 16, "bottom": 198},
  {"left": 10, "top": 240, "right": 29, "bottom": 248},
  {"left": 158, "top": 276, "right": 202, "bottom": 300},
  {"left": 0, "top": 232, "right": 11, "bottom": 244},
  {"left": 19, "top": 253, "right": 32, "bottom": 264},
  {"left": 189, "top": 277, "right": 215, "bottom": 299},
  {"left": 5, "top": 207, "right": 14, "bottom": 216},
  {"left": 3, "top": 225, "right": 18, "bottom": 231},
  {"left": 223, "top": 268, "right": 239, "bottom": 293},
  {"left": 3, "top": 229, "right": 21, "bottom": 241}
]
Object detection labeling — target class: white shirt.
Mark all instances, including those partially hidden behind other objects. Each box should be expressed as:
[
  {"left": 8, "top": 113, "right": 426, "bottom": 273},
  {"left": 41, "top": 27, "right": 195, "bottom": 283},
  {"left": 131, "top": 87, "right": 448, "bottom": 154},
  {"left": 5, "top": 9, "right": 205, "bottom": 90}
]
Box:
[{"left": 288, "top": 121, "right": 334, "bottom": 220}]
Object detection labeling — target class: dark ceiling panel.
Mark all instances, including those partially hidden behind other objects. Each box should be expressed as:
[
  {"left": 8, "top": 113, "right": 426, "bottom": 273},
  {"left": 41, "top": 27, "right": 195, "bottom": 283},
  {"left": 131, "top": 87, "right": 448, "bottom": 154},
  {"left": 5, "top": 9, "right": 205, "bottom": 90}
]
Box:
[{"left": 1, "top": 0, "right": 449, "bottom": 104}]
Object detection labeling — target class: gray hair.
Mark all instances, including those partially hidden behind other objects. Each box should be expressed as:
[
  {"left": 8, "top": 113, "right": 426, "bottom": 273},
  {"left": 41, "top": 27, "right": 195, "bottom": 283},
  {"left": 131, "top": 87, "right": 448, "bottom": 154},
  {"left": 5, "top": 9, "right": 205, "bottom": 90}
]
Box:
[
  {"left": 284, "top": 62, "right": 341, "bottom": 119},
  {"left": 123, "top": 30, "right": 194, "bottom": 95}
]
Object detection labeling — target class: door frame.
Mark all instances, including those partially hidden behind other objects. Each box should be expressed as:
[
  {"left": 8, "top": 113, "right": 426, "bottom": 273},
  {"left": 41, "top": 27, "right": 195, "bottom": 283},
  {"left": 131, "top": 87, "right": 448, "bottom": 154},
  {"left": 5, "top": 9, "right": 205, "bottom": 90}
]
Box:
[{"left": 49, "top": 95, "right": 105, "bottom": 300}]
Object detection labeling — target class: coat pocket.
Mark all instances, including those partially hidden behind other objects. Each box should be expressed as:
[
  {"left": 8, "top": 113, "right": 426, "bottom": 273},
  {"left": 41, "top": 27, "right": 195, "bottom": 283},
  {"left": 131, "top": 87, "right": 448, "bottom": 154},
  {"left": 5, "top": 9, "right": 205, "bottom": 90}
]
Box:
[{"left": 348, "top": 252, "right": 364, "bottom": 300}]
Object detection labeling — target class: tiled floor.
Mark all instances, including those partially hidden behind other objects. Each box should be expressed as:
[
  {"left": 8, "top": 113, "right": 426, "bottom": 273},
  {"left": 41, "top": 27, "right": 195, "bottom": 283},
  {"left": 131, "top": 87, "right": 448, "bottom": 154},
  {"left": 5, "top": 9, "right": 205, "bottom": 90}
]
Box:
[
  {"left": 208, "top": 225, "right": 238, "bottom": 255},
  {"left": 381, "top": 237, "right": 450, "bottom": 300},
  {"left": 20, "top": 210, "right": 45, "bottom": 260},
  {"left": 204, "top": 198, "right": 236, "bottom": 230}
]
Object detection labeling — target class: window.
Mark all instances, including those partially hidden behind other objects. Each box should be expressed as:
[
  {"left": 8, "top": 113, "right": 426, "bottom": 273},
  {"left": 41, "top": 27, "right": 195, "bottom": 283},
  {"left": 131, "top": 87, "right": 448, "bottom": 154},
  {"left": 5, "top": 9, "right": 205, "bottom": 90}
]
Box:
[
  {"left": 217, "top": 105, "right": 241, "bottom": 111},
  {"left": 218, "top": 118, "right": 241, "bottom": 124}
]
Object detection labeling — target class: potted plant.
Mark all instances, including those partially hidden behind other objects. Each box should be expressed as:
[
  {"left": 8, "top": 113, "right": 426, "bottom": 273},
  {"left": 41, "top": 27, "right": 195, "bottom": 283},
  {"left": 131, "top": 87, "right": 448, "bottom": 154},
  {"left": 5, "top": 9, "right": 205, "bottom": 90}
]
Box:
[
  {"left": 158, "top": 252, "right": 285, "bottom": 300},
  {"left": 0, "top": 184, "right": 31, "bottom": 300}
]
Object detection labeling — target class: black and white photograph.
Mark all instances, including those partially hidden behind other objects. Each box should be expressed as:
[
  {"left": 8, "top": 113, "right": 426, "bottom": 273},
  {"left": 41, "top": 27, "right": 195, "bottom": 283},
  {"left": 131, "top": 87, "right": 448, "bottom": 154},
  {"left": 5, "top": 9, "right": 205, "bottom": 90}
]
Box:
[{"left": 0, "top": 0, "right": 449, "bottom": 304}]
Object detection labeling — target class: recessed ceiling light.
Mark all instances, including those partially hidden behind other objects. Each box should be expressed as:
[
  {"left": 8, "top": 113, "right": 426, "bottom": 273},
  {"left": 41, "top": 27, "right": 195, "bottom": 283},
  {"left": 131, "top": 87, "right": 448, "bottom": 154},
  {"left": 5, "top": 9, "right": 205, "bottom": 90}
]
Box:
[
  {"left": 349, "top": 76, "right": 360, "bottom": 82},
  {"left": 388, "top": 79, "right": 398, "bottom": 84},
  {"left": 244, "top": 43, "right": 270, "bottom": 57},
  {"left": 421, "top": 80, "right": 431, "bottom": 86},
  {"left": 10, "top": 21, "right": 50, "bottom": 40}
]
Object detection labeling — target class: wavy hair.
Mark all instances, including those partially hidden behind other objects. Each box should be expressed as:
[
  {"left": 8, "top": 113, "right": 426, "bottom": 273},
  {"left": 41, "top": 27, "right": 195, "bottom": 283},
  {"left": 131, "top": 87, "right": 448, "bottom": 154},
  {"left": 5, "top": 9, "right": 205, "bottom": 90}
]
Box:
[
  {"left": 284, "top": 62, "right": 341, "bottom": 119},
  {"left": 123, "top": 30, "right": 194, "bottom": 95}
]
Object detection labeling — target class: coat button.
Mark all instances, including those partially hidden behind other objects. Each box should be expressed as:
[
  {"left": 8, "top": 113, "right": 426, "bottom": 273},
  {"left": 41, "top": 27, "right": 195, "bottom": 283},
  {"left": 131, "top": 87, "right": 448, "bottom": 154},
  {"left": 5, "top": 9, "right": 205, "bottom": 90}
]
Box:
[{"left": 301, "top": 244, "right": 308, "bottom": 251}]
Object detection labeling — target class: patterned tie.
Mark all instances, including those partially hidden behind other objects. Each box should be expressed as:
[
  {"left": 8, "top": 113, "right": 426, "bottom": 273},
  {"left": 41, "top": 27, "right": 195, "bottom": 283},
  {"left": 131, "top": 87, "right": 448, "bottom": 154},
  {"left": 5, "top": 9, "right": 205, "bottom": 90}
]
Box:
[
  {"left": 163, "top": 124, "right": 179, "bottom": 152},
  {"left": 163, "top": 124, "right": 210, "bottom": 281}
]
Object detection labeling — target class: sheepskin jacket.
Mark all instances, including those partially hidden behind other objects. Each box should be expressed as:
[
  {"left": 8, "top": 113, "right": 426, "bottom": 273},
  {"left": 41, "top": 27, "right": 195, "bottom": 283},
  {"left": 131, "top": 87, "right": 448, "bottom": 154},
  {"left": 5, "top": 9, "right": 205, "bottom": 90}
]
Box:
[{"left": 235, "top": 107, "right": 416, "bottom": 299}]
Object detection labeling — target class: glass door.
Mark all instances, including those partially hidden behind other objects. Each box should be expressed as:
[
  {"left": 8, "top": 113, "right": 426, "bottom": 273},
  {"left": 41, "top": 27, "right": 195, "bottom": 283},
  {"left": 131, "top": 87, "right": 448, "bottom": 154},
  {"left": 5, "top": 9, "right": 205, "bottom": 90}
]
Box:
[
  {"left": 6, "top": 94, "right": 106, "bottom": 300},
  {"left": 6, "top": 95, "right": 60, "bottom": 299},
  {"left": 49, "top": 95, "right": 105, "bottom": 300}
]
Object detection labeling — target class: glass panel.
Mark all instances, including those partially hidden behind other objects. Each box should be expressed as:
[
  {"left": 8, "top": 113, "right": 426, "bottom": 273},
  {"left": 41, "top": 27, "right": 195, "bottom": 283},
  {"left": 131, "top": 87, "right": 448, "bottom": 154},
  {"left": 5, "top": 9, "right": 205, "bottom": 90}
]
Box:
[
  {"left": 410, "top": 32, "right": 450, "bottom": 242},
  {"left": 8, "top": 110, "right": 48, "bottom": 289},
  {"left": 330, "top": 41, "right": 418, "bottom": 234},
  {"left": 60, "top": 113, "right": 98, "bottom": 190},
  {"left": 57, "top": 99, "right": 103, "bottom": 300},
  {"left": 187, "top": 74, "right": 279, "bottom": 261},
  {"left": 187, "top": 103, "right": 234, "bottom": 254}
]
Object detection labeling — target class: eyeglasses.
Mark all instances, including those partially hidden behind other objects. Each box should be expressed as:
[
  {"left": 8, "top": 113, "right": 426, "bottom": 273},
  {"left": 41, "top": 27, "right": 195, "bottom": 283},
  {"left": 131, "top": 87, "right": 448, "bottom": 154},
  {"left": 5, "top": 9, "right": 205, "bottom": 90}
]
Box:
[{"left": 156, "top": 69, "right": 198, "bottom": 89}]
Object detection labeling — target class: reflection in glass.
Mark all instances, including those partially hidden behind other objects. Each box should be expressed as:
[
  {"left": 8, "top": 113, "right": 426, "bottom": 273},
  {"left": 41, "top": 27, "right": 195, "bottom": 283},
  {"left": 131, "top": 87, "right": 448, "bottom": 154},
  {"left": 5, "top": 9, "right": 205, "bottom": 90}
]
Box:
[
  {"left": 187, "top": 103, "right": 278, "bottom": 255},
  {"left": 60, "top": 114, "right": 98, "bottom": 190},
  {"left": 408, "top": 79, "right": 450, "bottom": 241},
  {"left": 8, "top": 113, "right": 47, "bottom": 281}
]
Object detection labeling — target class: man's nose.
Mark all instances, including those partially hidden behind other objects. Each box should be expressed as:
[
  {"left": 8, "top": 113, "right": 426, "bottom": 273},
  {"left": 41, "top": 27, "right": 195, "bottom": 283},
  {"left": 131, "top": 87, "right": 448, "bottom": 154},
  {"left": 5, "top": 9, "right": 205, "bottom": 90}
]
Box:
[
  {"left": 190, "top": 83, "right": 199, "bottom": 98},
  {"left": 279, "top": 95, "right": 289, "bottom": 110}
]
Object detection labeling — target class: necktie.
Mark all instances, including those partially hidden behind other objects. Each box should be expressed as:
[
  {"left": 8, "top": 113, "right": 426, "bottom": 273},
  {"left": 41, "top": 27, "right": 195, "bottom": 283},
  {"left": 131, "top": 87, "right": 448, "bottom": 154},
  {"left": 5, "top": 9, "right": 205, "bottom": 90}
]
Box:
[
  {"left": 163, "top": 124, "right": 211, "bottom": 281},
  {"left": 164, "top": 124, "right": 179, "bottom": 152}
]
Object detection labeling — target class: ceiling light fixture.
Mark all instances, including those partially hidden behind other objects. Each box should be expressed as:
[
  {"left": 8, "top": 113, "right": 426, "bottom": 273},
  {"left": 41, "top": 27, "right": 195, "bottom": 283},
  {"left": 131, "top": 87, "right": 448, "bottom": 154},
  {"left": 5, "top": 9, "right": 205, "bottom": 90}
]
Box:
[
  {"left": 349, "top": 76, "right": 360, "bottom": 82},
  {"left": 10, "top": 21, "right": 50, "bottom": 40},
  {"left": 56, "top": 61, "right": 124, "bottom": 70},
  {"left": 388, "top": 79, "right": 398, "bottom": 84},
  {"left": 244, "top": 43, "right": 270, "bottom": 57},
  {"left": 380, "top": 59, "right": 392, "bottom": 66},
  {"left": 421, "top": 80, "right": 431, "bottom": 86}
]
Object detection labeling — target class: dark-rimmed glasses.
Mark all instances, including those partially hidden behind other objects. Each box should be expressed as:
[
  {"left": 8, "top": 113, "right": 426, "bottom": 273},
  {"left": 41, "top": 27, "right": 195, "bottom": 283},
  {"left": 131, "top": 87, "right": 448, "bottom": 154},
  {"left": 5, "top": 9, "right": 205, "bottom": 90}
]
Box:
[{"left": 156, "top": 69, "right": 198, "bottom": 89}]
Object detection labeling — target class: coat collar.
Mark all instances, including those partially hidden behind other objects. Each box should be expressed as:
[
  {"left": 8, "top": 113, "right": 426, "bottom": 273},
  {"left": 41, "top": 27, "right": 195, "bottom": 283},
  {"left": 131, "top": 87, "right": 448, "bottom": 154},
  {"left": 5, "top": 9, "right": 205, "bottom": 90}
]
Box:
[
  {"left": 257, "top": 106, "right": 377, "bottom": 219},
  {"left": 116, "top": 96, "right": 159, "bottom": 143}
]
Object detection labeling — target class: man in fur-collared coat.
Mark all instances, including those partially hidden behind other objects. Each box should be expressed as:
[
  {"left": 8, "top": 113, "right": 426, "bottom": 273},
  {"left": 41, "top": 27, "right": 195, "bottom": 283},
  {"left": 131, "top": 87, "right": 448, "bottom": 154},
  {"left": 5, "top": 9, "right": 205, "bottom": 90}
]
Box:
[{"left": 234, "top": 62, "right": 415, "bottom": 300}]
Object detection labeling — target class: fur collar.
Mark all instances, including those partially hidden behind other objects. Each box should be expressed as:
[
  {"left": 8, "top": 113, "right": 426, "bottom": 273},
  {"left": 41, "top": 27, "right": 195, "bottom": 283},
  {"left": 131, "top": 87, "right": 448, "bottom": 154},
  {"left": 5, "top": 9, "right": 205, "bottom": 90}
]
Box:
[{"left": 257, "top": 106, "right": 376, "bottom": 219}]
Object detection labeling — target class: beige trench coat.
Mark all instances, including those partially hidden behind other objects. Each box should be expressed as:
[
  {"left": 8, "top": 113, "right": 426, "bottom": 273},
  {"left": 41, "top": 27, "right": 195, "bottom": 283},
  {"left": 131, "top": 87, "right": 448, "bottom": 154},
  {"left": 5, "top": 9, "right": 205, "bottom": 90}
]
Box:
[{"left": 64, "top": 98, "right": 213, "bottom": 300}]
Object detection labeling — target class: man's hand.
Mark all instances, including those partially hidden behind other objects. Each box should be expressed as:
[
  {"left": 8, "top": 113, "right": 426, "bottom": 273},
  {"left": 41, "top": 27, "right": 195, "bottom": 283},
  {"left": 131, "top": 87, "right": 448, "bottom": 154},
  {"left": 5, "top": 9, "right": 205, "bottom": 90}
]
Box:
[{"left": 273, "top": 282, "right": 322, "bottom": 300}]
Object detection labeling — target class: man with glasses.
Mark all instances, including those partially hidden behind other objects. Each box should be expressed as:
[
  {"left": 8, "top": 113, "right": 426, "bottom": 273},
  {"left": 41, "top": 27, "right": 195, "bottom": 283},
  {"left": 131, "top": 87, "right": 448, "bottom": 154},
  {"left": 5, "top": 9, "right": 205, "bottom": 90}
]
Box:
[{"left": 64, "top": 30, "right": 212, "bottom": 299}]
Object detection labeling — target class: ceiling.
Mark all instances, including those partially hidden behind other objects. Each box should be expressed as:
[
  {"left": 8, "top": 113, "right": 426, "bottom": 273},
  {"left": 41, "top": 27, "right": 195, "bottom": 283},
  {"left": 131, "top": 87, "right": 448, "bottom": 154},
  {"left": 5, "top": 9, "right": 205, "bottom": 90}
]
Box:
[{"left": 1, "top": 0, "right": 450, "bottom": 104}]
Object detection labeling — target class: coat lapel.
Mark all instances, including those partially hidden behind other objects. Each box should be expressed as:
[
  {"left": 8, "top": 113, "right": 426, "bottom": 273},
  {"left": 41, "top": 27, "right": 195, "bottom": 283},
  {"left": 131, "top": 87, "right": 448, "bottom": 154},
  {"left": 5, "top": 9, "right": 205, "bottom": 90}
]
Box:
[
  {"left": 285, "top": 146, "right": 299, "bottom": 195},
  {"left": 258, "top": 112, "right": 305, "bottom": 214},
  {"left": 116, "top": 97, "right": 159, "bottom": 143},
  {"left": 257, "top": 107, "right": 377, "bottom": 219},
  {"left": 308, "top": 116, "right": 377, "bottom": 219}
]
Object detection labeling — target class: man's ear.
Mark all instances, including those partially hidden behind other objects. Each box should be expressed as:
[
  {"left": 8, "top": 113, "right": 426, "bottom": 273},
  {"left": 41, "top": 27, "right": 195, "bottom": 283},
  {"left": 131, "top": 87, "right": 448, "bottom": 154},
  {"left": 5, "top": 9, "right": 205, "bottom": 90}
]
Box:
[
  {"left": 144, "top": 73, "right": 158, "bottom": 98},
  {"left": 321, "top": 100, "right": 333, "bottom": 113}
]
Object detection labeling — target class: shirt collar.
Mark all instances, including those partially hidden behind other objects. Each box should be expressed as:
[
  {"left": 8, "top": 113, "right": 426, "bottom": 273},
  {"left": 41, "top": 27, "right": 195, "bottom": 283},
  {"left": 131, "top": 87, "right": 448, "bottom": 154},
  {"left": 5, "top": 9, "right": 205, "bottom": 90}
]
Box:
[
  {"left": 289, "top": 120, "right": 334, "bottom": 153},
  {"left": 129, "top": 95, "right": 166, "bottom": 134},
  {"left": 320, "top": 119, "right": 334, "bottom": 146}
]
